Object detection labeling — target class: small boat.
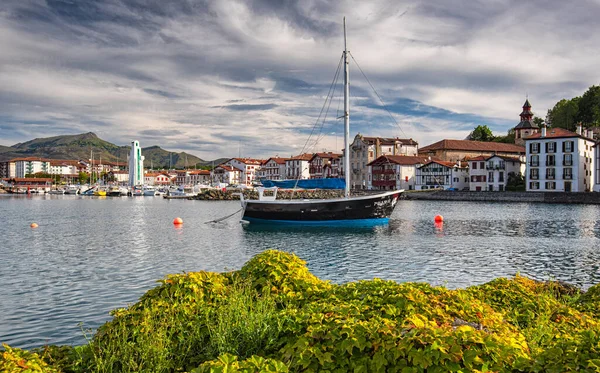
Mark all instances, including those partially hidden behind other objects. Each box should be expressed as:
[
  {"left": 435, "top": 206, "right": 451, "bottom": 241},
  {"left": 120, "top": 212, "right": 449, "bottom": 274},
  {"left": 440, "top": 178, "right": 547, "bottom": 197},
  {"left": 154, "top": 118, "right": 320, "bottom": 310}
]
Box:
[
  {"left": 48, "top": 189, "right": 65, "bottom": 195},
  {"left": 143, "top": 186, "right": 158, "bottom": 196},
  {"left": 107, "top": 186, "right": 122, "bottom": 197},
  {"left": 64, "top": 185, "right": 80, "bottom": 195},
  {"left": 240, "top": 19, "right": 402, "bottom": 225},
  {"left": 93, "top": 187, "right": 107, "bottom": 196}
]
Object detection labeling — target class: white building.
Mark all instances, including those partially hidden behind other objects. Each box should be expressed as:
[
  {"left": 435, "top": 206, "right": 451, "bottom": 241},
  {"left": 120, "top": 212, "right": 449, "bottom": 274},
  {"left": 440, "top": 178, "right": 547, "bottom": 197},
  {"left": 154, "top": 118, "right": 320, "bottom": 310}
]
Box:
[
  {"left": 367, "top": 155, "right": 431, "bottom": 191},
  {"left": 225, "top": 158, "right": 263, "bottom": 186},
  {"left": 349, "top": 134, "right": 419, "bottom": 190},
  {"left": 212, "top": 164, "right": 241, "bottom": 185},
  {"left": 129, "top": 140, "right": 145, "bottom": 187},
  {"left": 285, "top": 154, "right": 312, "bottom": 180},
  {"left": 525, "top": 125, "right": 595, "bottom": 192},
  {"left": 49, "top": 160, "right": 81, "bottom": 176},
  {"left": 13, "top": 158, "right": 51, "bottom": 178},
  {"left": 259, "top": 157, "right": 287, "bottom": 181},
  {"left": 595, "top": 142, "right": 600, "bottom": 192},
  {"left": 0, "top": 160, "right": 16, "bottom": 178},
  {"left": 468, "top": 155, "right": 525, "bottom": 191},
  {"left": 415, "top": 160, "right": 469, "bottom": 190}
]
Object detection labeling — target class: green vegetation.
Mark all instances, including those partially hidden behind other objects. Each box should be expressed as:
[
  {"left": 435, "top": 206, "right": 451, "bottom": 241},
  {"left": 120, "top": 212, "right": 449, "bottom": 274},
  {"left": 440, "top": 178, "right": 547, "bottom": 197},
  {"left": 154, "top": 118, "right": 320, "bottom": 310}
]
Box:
[
  {"left": 3, "top": 250, "right": 600, "bottom": 372},
  {"left": 548, "top": 85, "right": 600, "bottom": 130}
]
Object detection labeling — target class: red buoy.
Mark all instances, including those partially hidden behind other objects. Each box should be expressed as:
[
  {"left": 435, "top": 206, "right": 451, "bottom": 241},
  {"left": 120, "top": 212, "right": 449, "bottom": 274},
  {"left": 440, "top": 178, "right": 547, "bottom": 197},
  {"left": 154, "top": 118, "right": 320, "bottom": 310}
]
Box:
[
  {"left": 434, "top": 215, "right": 444, "bottom": 223},
  {"left": 173, "top": 217, "right": 183, "bottom": 225},
  {"left": 30, "top": 223, "right": 39, "bottom": 228}
]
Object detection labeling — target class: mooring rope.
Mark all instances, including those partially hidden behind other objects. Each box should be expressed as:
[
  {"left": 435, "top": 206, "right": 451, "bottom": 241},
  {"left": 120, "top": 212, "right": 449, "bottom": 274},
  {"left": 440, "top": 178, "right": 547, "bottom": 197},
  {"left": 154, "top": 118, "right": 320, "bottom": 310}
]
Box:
[{"left": 205, "top": 208, "right": 244, "bottom": 224}]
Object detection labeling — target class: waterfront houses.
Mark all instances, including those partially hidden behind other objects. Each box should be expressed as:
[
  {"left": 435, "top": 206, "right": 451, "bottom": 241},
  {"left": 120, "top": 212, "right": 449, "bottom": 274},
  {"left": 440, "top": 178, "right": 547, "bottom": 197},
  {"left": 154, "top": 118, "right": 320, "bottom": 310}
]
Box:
[
  {"left": 525, "top": 125, "right": 595, "bottom": 192},
  {"left": 349, "top": 134, "right": 418, "bottom": 190},
  {"left": 415, "top": 160, "right": 469, "bottom": 190},
  {"left": 419, "top": 139, "right": 525, "bottom": 163},
  {"left": 12, "top": 157, "right": 51, "bottom": 178},
  {"left": 213, "top": 164, "right": 241, "bottom": 185},
  {"left": 595, "top": 142, "right": 600, "bottom": 192},
  {"left": 285, "top": 153, "right": 312, "bottom": 180},
  {"left": 259, "top": 157, "right": 288, "bottom": 181},
  {"left": 309, "top": 152, "right": 342, "bottom": 179},
  {"left": 0, "top": 160, "right": 16, "bottom": 178},
  {"left": 367, "top": 155, "right": 431, "bottom": 191},
  {"left": 469, "top": 155, "right": 525, "bottom": 191},
  {"left": 176, "top": 170, "right": 210, "bottom": 185}
]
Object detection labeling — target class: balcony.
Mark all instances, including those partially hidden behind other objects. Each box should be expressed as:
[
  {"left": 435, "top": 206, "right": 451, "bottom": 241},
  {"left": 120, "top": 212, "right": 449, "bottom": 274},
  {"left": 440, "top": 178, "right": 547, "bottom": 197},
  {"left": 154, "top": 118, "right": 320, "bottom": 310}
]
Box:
[
  {"left": 530, "top": 175, "right": 539, "bottom": 180},
  {"left": 529, "top": 162, "right": 539, "bottom": 167},
  {"left": 563, "top": 174, "right": 573, "bottom": 180},
  {"left": 563, "top": 161, "right": 573, "bottom": 166},
  {"left": 546, "top": 174, "right": 555, "bottom": 180}
]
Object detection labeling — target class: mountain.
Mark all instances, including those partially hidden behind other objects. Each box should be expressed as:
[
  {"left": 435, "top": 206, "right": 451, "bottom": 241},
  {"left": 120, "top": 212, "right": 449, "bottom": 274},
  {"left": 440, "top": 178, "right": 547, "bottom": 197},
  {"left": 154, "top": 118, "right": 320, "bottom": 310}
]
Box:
[{"left": 0, "top": 132, "right": 225, "bottom": 168}]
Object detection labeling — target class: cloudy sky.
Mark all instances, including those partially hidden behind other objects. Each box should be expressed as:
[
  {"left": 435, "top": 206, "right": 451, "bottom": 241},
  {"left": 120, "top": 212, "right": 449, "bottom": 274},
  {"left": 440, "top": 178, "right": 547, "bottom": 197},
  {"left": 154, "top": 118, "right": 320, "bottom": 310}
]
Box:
[{"left": 1, "top": 0, "right": 599, "bottom": 159}]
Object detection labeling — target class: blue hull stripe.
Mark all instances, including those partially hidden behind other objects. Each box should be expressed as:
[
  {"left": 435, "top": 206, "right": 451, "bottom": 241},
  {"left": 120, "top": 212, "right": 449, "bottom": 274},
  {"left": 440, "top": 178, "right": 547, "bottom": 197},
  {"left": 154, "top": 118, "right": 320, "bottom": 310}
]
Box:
[{"left": 242, "top": 217, "right": 389, "bottom": 226}]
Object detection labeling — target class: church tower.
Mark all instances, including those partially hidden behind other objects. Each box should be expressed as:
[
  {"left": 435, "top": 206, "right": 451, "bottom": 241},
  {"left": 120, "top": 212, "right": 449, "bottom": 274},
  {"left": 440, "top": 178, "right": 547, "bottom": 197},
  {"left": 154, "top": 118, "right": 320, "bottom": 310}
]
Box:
[{"left": 514, "top": 99, "right": 539, "bottom": 146}]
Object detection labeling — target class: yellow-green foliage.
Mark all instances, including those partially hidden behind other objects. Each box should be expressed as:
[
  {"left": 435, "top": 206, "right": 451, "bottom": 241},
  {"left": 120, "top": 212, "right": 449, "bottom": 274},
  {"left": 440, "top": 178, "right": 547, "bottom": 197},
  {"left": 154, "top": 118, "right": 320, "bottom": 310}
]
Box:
[
  {"left": 191, "top": 353, "right": 288, "bottom": 373},
  {"left": 0, "top": 344, "right": 58, "bottom": 373},
  {"left": 6, "top": 250, "right": 600, "bottom": 372}
]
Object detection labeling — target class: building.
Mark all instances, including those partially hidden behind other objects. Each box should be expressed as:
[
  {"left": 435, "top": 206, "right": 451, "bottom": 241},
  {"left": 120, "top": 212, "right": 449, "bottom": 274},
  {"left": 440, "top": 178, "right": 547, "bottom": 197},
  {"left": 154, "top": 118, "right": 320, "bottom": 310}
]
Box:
[
  {"left": 367, "top": 155, "right": 431, "bottom": 191},
  {"left": 595, "top": 142, "right": 600, "bottom": 192},
  {"left": 468, "top": 155, "right": 525, "bottom": 191},
  {"left": 419, "top": 139, "right": 525, "bottom": 163},
  {"left": 212, "top": 164, "right": 241, "bottom": 185},
  {"left": 176, "top": 170, "right": 211, "bottom": 185},
  {"left": 525, "top": 125, "right": 595, "bottom": 192},
  {"left": 109, "top": 170, "right": 130, "bottom": 184},
  {"left": 224, "top": 158, "right": 263, "bottom": 186},
  {"left": 3, "top": 177, "right": 52, "bottom": 192},
  {"left": 309, "top": 152, "right": 342, "bottom": 179},
  {"left": 0, "top": 160, "right": 16, "bottom": 178},
  {"left": 415, "top": 160, "right": 469, "bottom": 190},
  {"left": 285, "top": 153, "right": 312, "bottom": 180},
  {"left": 259, "top": 157, "right": 288, "bottom": 181},
  {"left": 12, "top": 157, "right": 51, "bottom": 178},
  {"left": 49, "top": 160, "right": 82, "bottom": 176},
  {"left": 514, "top": 99, "right": 539, "bottom": 146},
  {"left": 349, "top": 134, "right": 419, "bottom": 190},
  {"left": 128, "top": 140, "right": 145, "bottom": 187}
]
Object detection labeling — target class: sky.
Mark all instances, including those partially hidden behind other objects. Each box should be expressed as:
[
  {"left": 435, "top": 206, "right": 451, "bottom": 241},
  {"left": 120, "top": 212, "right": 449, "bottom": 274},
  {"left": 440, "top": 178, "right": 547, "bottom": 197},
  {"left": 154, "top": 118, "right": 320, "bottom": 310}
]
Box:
[{"left": 1, "top": 0, "right": 599, "bottom": 159}]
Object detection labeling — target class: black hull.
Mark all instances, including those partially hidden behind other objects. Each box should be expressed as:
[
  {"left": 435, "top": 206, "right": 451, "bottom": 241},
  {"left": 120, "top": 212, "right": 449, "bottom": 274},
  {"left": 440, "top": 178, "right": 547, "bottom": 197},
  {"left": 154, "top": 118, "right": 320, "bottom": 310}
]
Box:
[{"left": 242, "top": 191, "right": 401, "bottom": 223}]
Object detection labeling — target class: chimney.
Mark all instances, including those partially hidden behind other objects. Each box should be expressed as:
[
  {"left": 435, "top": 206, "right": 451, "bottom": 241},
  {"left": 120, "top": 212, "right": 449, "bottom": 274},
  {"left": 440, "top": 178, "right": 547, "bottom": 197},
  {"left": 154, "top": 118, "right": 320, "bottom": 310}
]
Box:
[
  {"left": 576, "top": 123, "right": 582, "bottom": 135},
  {"left": 541, "top": 122, "right": 547, "bottom": 137}
]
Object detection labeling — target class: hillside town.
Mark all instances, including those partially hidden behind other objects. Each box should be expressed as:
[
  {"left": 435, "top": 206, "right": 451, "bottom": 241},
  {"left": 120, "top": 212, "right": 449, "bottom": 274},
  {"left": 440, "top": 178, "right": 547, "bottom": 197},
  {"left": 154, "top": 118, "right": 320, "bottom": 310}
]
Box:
[{"left": 1, "top": 100, "right": 600, "bottom": 194}]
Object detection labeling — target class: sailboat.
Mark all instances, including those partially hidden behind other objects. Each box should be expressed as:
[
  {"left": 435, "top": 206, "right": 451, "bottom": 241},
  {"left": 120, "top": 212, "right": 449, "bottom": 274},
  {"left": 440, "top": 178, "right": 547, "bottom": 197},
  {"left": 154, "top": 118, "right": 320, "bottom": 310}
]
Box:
[{"left": 240, "top": 19, "right": 402, "bottom": 225}]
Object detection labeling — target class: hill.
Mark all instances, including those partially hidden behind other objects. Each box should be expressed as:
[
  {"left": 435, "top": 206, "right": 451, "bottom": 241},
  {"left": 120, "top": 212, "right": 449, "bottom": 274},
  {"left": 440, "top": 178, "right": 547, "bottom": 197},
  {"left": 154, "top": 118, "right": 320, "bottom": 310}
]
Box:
[{"left": 0, "top": 133, "right": 224, "bottom": 168}]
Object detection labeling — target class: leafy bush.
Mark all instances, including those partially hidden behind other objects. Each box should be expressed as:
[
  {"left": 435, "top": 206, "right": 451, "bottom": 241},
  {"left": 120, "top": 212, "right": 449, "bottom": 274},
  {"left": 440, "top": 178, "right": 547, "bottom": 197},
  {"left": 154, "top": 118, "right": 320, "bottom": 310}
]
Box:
[{"left": 0, "top": 343, "right": 59, "bottom": 373}]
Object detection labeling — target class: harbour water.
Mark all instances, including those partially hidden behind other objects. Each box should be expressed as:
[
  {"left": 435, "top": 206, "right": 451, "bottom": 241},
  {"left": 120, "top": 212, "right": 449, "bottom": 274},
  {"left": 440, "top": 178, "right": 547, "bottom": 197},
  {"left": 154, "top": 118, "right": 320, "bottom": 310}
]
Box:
[{"left": 1, "top": 195, "right": 600, "bottom": 349}]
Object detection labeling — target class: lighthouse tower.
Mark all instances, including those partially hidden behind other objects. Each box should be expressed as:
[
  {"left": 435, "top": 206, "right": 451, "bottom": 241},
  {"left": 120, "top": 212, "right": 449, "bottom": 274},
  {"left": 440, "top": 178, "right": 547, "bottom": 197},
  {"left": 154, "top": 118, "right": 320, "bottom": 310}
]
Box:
[{"left": 129, "top": 140, "right": 145, "bottom": 187}]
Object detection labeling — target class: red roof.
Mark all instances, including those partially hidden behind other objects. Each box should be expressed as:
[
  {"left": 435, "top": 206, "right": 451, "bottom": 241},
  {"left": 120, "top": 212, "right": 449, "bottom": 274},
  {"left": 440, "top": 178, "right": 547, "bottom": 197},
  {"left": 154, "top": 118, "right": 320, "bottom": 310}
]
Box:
[
  {"left": 310, "top": 152, "right": 342, "bottom": 162},
  {"left": 288, "top": 153, "right": 314, "bottom": 161},
  {"left": 265, "top": 157, "right": 288, "bottom": 165},
  {"left": 487, "top": 155, "right": 523, "bottom": 163},
  {"left": 466, "top": 155, "right": 488, "bottom": 161},
  {"left": 419, "top": 160, "right": 458, "bottom": 169},
  {"left": 216, "top": 164, "right": 238, "bottom": 172},
  {"left": 368, "top": 155, "right": 432, "bottom": 166},
  {"left": 10, "top": 157, "right": 51, "bottom": 162},
  {"left": 526, "top": 127, "right": 594, "bottom": 141},
  {"left": 420, "top": 139, "right": 525, "bottom": 153},
  {"left": 361, "top": 136, "right": 419, "bottom": 146},
  {"left": 232, "top": 158, "right": 263, "bottom": 165}
]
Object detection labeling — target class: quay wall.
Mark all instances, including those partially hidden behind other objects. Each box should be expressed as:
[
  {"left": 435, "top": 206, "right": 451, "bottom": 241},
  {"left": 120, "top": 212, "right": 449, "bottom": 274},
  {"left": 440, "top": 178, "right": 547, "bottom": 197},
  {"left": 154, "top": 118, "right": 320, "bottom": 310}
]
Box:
[{"left": 404, "top": 190, "right": 600, "bottom": 204}]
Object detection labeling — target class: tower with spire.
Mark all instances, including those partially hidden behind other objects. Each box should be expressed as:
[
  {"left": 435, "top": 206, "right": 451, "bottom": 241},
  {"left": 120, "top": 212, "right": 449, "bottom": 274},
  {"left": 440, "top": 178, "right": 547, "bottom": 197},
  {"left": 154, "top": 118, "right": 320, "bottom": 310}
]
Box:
[{"left": 514, "top": 98, "right": 539, "bottom": 145}]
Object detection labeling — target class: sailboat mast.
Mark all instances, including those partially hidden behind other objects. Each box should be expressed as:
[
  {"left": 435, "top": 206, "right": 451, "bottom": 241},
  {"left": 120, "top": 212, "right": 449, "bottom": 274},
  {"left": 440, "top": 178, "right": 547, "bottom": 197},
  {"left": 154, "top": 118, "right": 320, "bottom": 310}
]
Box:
[{"left": 343, "top": 17, "right": 350, "bottom": 198}]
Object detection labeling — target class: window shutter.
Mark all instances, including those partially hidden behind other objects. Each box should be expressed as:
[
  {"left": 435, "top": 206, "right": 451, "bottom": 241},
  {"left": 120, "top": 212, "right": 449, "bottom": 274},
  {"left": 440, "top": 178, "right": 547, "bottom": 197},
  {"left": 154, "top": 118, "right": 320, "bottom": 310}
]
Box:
[
  {"left": 529, "top": 143, "right": 533, "bottom": 153},
  {"left": 545, "top": 143, "right": 548, "bottom": 153},
  {"left": 562, "top": 142, "right": 566, "bottom": 152}
]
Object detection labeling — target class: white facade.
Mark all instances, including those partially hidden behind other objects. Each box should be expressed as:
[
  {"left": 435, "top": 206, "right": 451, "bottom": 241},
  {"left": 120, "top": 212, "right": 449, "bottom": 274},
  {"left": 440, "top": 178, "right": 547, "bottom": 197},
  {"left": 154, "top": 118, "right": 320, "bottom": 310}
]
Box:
[
  {"left": 259, "top": 158, "right": 287, "bottom": 181},
  {"left": 595, "top": 143, "right": 600, "bottom": 192},
  {"left": 49, "top": 161, "right": 80, "bottom": 176},
  {"left": 0, "top": 161, "right": 16, "bottom": 178},
  {"left": 525, "top": 128, "right": 595, "bottom": 192},
  {"left": 285, "top": 155, "right": 311, "bottom": 180},
  {"left": 14, "top": 158, "right": 50, "bottom": 178},
  {"left": 415, "top": 161, "right": 469, "bottom": 190},
  {"left": 212, "top": 165, "right": 240, "bottom": 185},
  {"left": 225, "top": 158, "right": 262, "bottom": 186},
  {"left": 129, "top": 140, "right": 145, "bottom": 187}
]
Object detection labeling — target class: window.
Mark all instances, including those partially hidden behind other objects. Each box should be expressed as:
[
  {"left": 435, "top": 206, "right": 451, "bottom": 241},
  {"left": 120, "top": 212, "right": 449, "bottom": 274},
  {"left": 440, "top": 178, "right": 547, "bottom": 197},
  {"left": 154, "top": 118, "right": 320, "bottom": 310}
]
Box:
[
  {"left": 488, "top": 185, "right": 493, "bottom": 191},
  {"left": 488, "top": 171, "right": 494, "bottom": 182},
  {"left": 563, "top": 154, "right": 572, "bottom": 166},
  {"left": 499, "top": 185, "right": 504, "bottom": 191},
  {"left": 546, "top": 142, "right": 556, "bottom": 153},
  {"left": 563, "top": 141, "right": 574, "bottom": 153},
  {"left": 529, "top": 182, "right": 539, "bottom": 190},
  {"left": 563, "top": 168, "right": 573, "bottom": 180},
  {"left": 546, "top": 154, "right": 555, "bottom": 166},
  {"left": 545, "top": 181, "right": 556, "bottom": 190},
  {"left": 480, "top": 162, "right": 485, "bottom": 169},
  {"left": 530, "top": 168, "right": 539, "bottom": 180},
  {"left": 530, "top": 155, "right": 539, "bottom": 167},
  {"left": 499, "top": 172, "right": 504, "bottom": 182},
  {"left": 472, "top": 162, "right": 477, "bottom": 169},
  {"left": 546, "top": 168, "right": 555, "bottom": 180},
  {"left": 465, "top": 177, "right": 468, "bottom": 182},
  {"left": 530, "top": 142, "right": 540, "bottom": 153}
]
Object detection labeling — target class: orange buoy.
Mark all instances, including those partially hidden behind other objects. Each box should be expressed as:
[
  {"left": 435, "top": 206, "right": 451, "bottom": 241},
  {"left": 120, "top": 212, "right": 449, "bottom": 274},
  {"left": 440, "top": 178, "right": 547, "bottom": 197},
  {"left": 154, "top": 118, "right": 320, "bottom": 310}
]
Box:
[
  {"left": 30, "top": 223, "right": 39, "bottom": 228},
  {"left": 173, "top": 217, "right": 183, "bottom": 225},
  {"left": 434, "top": 215, "right": 444, "bottom": 223}
]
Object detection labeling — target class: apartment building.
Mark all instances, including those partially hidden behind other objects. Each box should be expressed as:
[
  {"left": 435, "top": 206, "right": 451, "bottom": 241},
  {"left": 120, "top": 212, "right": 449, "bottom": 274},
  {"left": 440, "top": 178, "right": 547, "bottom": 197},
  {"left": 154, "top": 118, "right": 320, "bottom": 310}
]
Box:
[
  {"left": 469, "top": 155, "right": 525, "bottom": 191},
  {"left": 309, "top": 152, "right": 342, "bottom": 179},
  {"left": 367, "top": 155, "right": 431, "bottom": 191},
  {"left": 285, "top": 154, "right": 312, "bottom": 180},
  {"left": 415, "top": 160, "right": 469, "bottom": 190}
]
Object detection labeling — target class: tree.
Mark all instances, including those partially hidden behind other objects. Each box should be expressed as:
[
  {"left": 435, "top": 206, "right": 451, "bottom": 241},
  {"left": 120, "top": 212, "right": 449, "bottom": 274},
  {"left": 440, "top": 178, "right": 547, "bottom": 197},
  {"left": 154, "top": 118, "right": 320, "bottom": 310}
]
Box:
[
  {"left": 493, "top": 128, "right": 515, "bottom": 144},
  {"left": 575, "top": 85, "right": 600, "bottom": 126},
  {"left": 78, "top": 171, "right": 90, "bottom": 184},
  {"left": 533, "top": 116, "right": 544, "bottom": 127},
  {"left": 506, "top": 172, "right": 525, "bottom": 191},
  {"left": 469, "top": 125, "right": 494, "bottom": 142},
  {"left": 549, "top": 98, "right": 579, "bottom": 130}
]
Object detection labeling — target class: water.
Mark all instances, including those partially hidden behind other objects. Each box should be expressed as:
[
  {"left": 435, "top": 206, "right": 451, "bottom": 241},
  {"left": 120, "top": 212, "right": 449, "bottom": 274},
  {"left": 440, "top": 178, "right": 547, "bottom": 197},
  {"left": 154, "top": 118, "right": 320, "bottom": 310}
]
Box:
[{"left": 1, "top": 195, "right": 600, "bottom": 349}]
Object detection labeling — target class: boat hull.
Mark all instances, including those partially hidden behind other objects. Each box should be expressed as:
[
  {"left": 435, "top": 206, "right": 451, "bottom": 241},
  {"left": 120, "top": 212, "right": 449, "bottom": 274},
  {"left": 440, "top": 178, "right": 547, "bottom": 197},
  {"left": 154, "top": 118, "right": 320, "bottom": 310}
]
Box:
[{"left": 242, "top": 190, "right": 401, "bottom": 224}]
